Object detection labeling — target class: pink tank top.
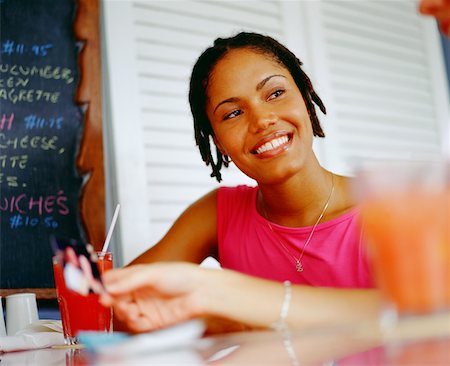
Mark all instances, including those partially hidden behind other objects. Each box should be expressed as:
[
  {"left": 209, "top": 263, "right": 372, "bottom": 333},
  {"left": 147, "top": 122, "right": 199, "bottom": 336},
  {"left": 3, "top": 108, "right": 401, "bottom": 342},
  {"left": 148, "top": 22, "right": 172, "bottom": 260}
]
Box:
[{"left": 217, "top": 185, "right": 373, "bottom": 288}]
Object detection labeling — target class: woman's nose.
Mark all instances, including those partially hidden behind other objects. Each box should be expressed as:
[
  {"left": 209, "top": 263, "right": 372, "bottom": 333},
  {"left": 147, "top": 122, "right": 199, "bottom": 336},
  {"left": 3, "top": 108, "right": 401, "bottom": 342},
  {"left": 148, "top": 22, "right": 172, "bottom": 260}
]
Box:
[{"left": 249, "top": 107, "right": 277, "bottom": 133}]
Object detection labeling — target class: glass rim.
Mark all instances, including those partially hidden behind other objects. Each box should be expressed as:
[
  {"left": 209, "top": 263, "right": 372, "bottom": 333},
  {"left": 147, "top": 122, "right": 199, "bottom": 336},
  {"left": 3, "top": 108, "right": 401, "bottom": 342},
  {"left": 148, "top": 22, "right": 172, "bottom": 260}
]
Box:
[{"left": 95, "top": 251, "right": 113, "bottom": 259}]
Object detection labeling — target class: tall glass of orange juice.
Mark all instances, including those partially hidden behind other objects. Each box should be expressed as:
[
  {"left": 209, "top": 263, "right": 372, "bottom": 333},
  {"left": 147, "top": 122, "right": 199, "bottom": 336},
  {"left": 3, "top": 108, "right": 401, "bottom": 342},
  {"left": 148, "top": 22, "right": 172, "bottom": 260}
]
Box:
[
  {"left": 53, "top": 250, "right": 113, "bottom": 345},
  {"left": 355, "top": 160, "right": 449, "bottom": 321}
]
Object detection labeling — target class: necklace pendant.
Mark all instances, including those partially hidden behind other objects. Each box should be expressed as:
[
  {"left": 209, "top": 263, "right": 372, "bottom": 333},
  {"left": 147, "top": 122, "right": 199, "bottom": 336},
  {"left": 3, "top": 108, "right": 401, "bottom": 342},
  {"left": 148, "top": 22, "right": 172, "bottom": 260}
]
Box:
[{"left": 296, "top": 261, "right": 303, "bottom": 272}]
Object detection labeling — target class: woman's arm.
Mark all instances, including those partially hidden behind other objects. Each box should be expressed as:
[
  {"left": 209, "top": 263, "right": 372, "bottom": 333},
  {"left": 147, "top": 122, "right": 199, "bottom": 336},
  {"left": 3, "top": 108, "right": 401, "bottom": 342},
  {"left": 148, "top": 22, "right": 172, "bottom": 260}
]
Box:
[
  {"left": 128, "top": 189, "right": 219, "bottom": 265},
  {"left": 206, "top": 269, "right": 381, "bottom": 330},
  {"left": 100, "top": 262, "right": 381, "bottom": 333}
]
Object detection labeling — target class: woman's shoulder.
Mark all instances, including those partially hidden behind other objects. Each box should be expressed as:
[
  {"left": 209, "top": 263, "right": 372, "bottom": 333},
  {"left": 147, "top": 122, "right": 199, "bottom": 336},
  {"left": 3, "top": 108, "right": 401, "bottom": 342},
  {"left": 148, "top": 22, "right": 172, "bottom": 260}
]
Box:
[
  {"left": 326, "top": 174, "right": 358, "bottom": 221},
  {"left": 194, "top": 185, "right": 258, "bottom": 210}
]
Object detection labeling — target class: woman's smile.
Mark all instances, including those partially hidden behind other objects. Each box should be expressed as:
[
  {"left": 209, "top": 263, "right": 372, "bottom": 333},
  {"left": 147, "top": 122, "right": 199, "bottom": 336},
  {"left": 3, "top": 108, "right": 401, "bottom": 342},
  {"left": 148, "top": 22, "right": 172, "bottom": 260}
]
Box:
[{"left": 251, "top": 131, "right": 293, "bottom": 158}]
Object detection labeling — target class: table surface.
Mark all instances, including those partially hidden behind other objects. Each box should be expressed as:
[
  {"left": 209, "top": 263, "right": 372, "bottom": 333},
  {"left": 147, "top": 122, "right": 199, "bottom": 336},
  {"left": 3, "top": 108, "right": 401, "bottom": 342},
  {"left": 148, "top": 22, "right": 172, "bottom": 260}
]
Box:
[{"left": 1, "top": 312, "right": 449, "bottom": 365}]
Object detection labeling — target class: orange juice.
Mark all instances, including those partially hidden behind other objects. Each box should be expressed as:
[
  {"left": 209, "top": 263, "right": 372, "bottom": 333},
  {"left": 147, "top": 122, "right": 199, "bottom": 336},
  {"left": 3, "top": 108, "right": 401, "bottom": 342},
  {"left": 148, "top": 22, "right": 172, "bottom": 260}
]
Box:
[
  {"left": 53, "top": 251, "right": 113, "bottom": 344},
  {"left": 361, "top": 188, "right": 449, "bottom": 314}
]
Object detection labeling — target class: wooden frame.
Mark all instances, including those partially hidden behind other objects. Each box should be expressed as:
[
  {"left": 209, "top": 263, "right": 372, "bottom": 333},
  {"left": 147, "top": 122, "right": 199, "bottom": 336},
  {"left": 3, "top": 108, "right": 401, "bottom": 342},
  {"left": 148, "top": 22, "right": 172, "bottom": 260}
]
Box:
[{"left": 75, "top": 0, "right": 105, "bottom": 250}]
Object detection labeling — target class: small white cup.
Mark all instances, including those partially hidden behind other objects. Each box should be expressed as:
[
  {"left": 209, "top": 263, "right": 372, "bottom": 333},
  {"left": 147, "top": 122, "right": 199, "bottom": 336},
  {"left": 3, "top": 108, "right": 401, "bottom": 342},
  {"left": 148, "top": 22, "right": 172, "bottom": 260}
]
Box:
[
  {"left": 6, "top": 293, "right": 39, "bottom": 336},
  {"left": 0, "top": 296, "right": 6, "bottom": 336}
]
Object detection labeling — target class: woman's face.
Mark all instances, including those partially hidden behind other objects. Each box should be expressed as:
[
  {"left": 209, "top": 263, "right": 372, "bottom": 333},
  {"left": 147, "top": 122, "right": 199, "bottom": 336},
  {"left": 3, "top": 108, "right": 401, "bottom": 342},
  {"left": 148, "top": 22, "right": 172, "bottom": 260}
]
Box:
[{"left": 205, "top": 48, "right": 315, "bottom": 184}]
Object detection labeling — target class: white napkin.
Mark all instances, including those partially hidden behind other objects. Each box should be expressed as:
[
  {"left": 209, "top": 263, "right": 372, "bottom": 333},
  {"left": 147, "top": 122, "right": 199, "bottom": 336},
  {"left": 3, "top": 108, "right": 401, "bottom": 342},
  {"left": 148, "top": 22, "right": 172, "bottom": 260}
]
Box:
[{"left": 0, "top": 320, "right": 64, "bottom": 353}]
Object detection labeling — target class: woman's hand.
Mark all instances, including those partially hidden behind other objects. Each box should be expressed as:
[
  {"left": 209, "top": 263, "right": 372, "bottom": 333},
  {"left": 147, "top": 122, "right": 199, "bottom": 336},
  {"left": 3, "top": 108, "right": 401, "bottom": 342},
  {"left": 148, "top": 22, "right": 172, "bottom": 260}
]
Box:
[{"left": 100, "top": 262, "right": 209, "bottom": 333}]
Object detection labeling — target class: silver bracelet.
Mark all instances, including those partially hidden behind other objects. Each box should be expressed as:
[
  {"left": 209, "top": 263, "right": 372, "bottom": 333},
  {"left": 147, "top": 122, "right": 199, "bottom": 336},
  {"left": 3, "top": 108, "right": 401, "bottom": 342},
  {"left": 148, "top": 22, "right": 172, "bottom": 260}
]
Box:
[{"left": 271, "top": 280, "right": 292, "bottom": 331}]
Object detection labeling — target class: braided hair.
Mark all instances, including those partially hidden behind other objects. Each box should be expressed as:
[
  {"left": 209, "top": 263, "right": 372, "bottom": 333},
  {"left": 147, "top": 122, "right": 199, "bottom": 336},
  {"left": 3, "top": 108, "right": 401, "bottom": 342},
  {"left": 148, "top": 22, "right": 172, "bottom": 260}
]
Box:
[{"left": 189, "top": 32, "right": 326, "bottom": 182}]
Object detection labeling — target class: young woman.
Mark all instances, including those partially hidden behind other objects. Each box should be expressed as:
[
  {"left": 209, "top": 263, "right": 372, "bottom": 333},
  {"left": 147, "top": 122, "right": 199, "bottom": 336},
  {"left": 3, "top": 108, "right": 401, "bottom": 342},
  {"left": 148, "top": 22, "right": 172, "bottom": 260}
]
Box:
[
  {"left": 101, "top": 32, "right": 380, "bottom": 332},
  {"left": 129, "top": 32, "right": 372, "bottom": 289}
]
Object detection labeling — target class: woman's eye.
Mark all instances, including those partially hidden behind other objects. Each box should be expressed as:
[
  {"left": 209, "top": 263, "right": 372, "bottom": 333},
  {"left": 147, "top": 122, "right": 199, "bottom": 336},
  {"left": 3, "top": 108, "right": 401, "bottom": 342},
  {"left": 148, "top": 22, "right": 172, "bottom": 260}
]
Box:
[
  {"left": 224, "top": 109, "right": 242, "bottom": 120},
  {"left": 267, "top": 89, "right": 285, "bottom": 101}
]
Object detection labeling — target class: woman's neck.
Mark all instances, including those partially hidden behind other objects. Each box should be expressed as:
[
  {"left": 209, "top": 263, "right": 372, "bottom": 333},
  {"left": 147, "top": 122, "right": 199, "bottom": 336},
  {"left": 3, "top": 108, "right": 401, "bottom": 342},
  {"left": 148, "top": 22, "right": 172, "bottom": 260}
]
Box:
[
  {"left": 258, "top": 166, "right": 334, "bottom": 227},
  {"left": 257, "top": 146, "right": 363, "bottom": 229}
]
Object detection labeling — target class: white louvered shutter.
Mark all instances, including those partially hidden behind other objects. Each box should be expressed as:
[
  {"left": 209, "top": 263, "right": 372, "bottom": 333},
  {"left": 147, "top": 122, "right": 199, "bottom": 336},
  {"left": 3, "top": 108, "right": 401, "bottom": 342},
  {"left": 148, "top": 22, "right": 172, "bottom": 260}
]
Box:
[{"left": 301, "top": 0, "right": 449, "bottom": 174}]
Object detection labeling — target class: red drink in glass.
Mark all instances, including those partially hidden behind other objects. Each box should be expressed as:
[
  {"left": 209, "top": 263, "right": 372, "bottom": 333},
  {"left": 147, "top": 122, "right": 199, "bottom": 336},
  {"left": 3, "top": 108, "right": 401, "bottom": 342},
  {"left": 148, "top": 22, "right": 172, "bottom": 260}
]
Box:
[{"left": 53, "top": 251, "right": 113, "bottom": 345}]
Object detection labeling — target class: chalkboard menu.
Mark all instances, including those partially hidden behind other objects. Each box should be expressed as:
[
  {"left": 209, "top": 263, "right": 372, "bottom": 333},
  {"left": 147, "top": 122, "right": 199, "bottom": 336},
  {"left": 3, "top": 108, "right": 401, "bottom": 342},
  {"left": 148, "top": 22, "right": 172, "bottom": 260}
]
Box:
[{"left": 0, "top": 0, "right": 87, "bottom": 289}]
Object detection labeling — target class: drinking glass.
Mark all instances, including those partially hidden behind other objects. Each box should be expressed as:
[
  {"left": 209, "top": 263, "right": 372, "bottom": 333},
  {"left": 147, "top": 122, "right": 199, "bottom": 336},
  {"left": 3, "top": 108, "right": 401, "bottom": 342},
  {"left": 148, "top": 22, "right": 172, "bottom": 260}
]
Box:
[
  {"left": 53, "top": 251, "right": 113, "bottom": 345},
  {"left": 354, "top": 160, "right": 449, "bottom": 322}
]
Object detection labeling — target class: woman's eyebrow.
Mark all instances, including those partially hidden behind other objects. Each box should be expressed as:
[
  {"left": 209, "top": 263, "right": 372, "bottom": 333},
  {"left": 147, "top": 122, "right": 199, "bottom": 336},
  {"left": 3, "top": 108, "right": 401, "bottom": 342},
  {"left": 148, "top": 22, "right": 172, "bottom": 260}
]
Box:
[
  {"left": 214, "top": 97, "right": 240, "bottom": 114},
  {"left": 256, "top": 74, "right": 286, "bottom": 91}
]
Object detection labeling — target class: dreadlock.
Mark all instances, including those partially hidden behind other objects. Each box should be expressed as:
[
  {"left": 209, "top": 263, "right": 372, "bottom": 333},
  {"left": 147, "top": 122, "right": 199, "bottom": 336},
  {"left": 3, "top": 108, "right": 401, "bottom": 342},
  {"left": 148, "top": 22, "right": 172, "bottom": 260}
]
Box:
[{"left": 189, "top": 32, "right": 326, "bottom": 182}]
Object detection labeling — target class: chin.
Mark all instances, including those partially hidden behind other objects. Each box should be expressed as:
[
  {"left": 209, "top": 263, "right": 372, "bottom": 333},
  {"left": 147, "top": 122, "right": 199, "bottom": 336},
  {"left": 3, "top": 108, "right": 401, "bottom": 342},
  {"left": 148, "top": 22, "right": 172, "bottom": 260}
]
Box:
[{"left": 258, "top": 164, "right": 302, "bottom": 185}]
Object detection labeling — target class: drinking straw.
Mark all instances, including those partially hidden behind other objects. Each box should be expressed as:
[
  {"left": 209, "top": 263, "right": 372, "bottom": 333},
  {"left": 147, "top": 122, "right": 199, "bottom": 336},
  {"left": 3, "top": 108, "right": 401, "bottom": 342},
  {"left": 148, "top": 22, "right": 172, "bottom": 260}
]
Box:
[{"left": 101, "top": 203, "right": 120, "bottom": 254}]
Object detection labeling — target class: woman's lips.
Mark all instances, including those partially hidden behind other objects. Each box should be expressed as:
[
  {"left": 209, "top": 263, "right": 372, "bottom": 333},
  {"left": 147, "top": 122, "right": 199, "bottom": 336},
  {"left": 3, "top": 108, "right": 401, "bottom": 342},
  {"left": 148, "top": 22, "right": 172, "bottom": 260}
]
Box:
[{"left": 251, "top": 132, "right": 292, "bottom": 156}]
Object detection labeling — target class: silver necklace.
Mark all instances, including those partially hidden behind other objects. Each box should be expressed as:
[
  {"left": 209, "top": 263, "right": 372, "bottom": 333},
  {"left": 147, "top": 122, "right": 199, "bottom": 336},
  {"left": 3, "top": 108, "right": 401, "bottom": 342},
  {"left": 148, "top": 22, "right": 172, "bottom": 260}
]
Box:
[{"left": 262, "top": 173, "right": 335, "bottom": 273}]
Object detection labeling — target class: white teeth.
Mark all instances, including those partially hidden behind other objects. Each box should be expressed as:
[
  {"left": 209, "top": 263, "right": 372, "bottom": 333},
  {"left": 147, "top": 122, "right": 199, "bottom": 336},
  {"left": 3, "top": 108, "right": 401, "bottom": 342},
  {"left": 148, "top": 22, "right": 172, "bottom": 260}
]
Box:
[{"left": 256, "top": 136, "right": 288, "bottom": 154}]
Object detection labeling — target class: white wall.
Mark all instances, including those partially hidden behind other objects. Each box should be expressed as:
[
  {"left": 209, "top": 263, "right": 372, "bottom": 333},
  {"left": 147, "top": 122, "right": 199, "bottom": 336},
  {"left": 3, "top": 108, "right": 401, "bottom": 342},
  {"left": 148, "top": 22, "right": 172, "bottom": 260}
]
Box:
[{"left": 101, "top": 0, "right": 449, "bottom": 266}]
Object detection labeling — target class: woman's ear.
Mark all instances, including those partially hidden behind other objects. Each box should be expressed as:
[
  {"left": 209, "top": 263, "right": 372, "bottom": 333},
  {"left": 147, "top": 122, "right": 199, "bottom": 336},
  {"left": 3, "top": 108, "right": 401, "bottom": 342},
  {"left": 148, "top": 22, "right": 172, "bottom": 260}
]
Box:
[
  {"left": 213, "top": 136, "right": 226, "bottom": 155},
  {"left": 213, "top": 136, "right": 232, "bottom": 163}
]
